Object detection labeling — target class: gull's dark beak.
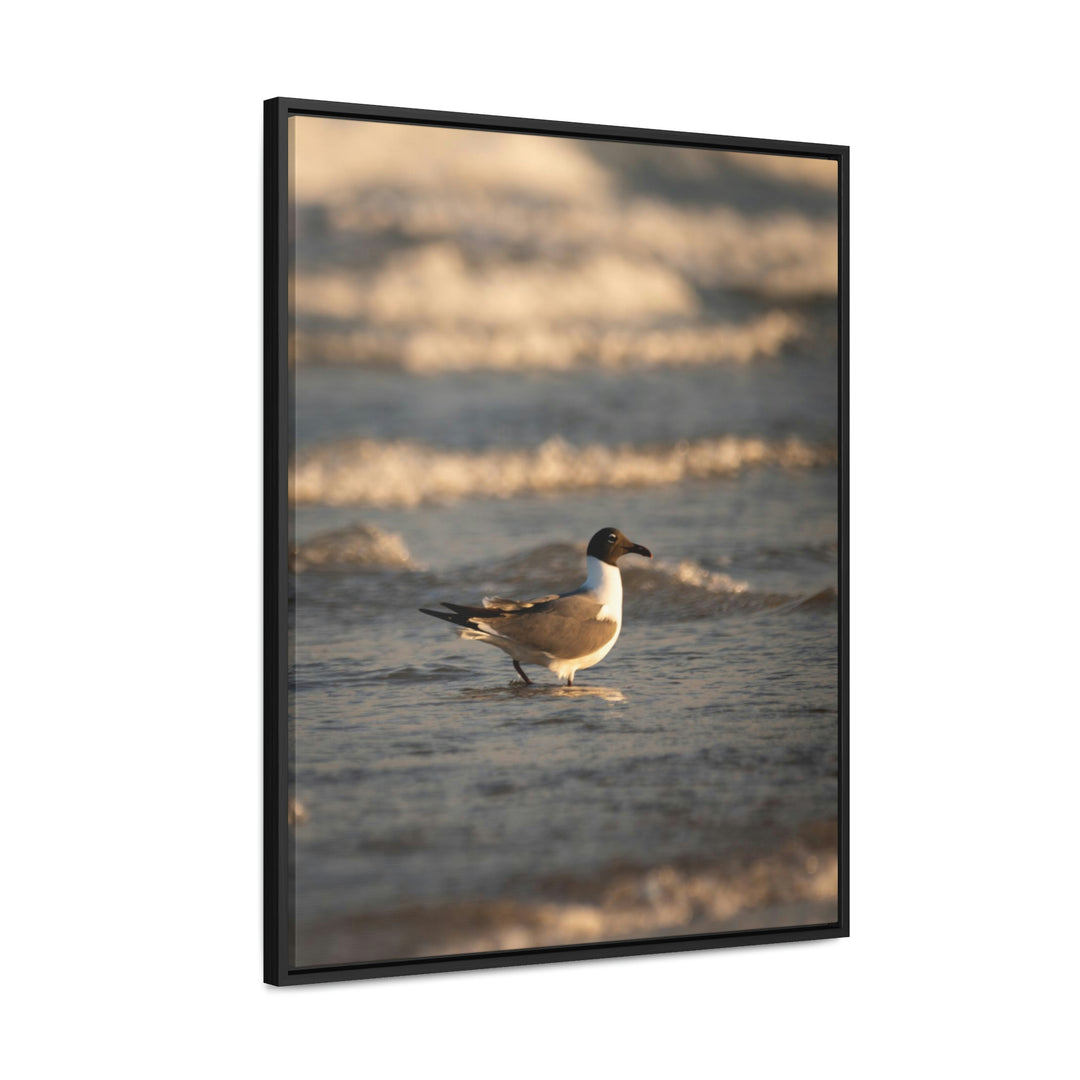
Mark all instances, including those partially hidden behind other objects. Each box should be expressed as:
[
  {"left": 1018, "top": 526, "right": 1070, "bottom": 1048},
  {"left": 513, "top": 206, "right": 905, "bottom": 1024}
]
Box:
[{"left": 627, "top": 542, "right": 652, "bottom": 559}]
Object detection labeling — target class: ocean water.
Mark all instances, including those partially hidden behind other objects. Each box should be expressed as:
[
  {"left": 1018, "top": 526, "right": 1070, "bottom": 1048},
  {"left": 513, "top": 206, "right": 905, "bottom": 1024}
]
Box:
[{"left": 287, "top": 118, "right": 839, "bottom": 967}]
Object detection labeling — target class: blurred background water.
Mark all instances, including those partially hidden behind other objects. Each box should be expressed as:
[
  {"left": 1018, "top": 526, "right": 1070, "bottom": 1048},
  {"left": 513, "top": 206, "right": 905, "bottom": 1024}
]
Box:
[{"left": 287, "top": 117, "right": 839, "bottom": 967}]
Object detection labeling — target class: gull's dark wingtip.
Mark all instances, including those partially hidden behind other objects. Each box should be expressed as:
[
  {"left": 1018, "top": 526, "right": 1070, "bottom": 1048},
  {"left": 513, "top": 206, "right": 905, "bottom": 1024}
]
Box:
[
  {"left": 420, "top": 605, "right": 479, "bottom": 629},
  {"left": 419, "top": 607, "right": 452, "bottom": 621}
]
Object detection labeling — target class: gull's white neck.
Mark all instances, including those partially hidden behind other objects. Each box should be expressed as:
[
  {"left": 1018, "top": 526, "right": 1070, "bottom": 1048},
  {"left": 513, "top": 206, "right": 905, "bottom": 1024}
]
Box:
[{"left": 582, "top": 555, "right": 623, "bottom": 620}]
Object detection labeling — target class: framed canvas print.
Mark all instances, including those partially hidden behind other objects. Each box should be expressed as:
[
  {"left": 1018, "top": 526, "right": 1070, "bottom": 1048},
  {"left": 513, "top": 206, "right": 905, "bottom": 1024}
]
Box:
[{"left": 265, "top": 97, "right": 848, "bottom": 985}]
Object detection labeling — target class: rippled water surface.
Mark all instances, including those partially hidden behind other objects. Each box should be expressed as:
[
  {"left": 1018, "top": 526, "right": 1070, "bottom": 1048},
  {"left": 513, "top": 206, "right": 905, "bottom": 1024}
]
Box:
[{"left": 287, "top": 118, "right": 840, "bottom": 967}]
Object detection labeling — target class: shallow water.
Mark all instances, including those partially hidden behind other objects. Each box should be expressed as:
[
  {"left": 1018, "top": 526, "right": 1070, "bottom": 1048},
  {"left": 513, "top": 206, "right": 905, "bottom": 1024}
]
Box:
[
  {"left": 290, "top": 463, "right": 838, "bottom": 966},
  {"left": 287, "top": 121, "right": 839, "bottom": 967}
]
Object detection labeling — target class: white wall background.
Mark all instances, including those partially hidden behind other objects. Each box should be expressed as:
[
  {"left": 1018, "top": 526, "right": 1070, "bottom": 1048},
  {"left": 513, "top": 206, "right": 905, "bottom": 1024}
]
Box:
[{"left": 5, "top": 2, "right": 1077, "bottom": 1076}]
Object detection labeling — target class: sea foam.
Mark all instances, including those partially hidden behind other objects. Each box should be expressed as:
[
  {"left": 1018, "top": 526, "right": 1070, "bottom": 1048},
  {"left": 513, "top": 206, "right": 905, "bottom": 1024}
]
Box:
[
  {"left": 289, "top": 522, "right": 416, "bottom": 572},
  {"left": 293, "top": 310, "right": 804, "bottom": 372},
  {"left": 290, "top": 434, "right": 837, "bottom": 507}
]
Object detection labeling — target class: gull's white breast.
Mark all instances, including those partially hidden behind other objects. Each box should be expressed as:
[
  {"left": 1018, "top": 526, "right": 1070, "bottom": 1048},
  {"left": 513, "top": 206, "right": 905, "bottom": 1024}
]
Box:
[
  {"left": 547, "top": 556, "right": 624, "bottom": 679},
  {"left": 582, "top": 555, "right": 624, "bottom": 623}
]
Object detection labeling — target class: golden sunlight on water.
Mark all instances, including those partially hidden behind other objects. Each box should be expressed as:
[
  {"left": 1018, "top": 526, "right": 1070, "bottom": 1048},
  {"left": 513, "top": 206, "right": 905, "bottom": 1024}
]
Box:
[
  {"left": 290, "top": 434, "right": 836, "bottom": 507},
  {"left": 287, "top": 114, "right": 839, "bottom": 967}
]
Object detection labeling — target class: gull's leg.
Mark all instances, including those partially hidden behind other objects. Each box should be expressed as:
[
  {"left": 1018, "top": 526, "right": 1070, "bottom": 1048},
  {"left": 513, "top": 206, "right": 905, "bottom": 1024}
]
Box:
[
  {"left": 513, "top": 660, "right": 532, "bottom": 685},
  {"left": 566, "top": 673, "right": 574, "bottom": 687}
]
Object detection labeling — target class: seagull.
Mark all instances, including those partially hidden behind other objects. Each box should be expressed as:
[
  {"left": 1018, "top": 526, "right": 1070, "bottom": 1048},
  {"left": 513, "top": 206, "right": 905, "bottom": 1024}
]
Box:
[{"left": 420, "top": 527, "right": 652, "bottom": 686}]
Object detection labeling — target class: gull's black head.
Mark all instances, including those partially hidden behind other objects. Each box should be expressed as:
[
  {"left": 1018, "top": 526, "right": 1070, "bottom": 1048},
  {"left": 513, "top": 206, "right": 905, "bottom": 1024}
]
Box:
[{"left": 587, "top": 526, "right": 653, "bottom": 566}]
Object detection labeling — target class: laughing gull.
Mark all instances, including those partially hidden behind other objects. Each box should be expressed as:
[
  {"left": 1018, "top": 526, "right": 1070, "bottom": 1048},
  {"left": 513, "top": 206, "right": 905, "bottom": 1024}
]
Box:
[{"left": 420, "top": 527, "right": 652, "bottom": 686}]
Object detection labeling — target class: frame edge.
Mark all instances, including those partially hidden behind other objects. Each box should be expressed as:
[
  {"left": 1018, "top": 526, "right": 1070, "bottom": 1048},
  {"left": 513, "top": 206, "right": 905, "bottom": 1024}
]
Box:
[
  {"left": 264, "top": 96, "right": 290, "bottom": 986},
  {"left": 263, "top": 97, "right": 850, "bottom": 985}
]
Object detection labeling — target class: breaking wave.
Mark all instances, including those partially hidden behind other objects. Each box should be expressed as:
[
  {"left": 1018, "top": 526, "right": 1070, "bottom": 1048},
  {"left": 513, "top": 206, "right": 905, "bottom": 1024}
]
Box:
[
  {"left": 293, "top": 309, "right": 804, "bottom": 372},
  {"left": 291, "top": 115, "right": 615, "bottom": 204},
  {"left": 776, "top": 586, "right": 839, "bottom": 614},
  {"left": 726, "top": 152, "right": 838, "bottom": 191},
  {"left": 289, "top": 523, "right": 416, "bottom": 572},
  {"left": 290, "top": 435, "right": 836, "bottom": 507},
  {"left": 296, "top": 827, "right": 838, "bottom": 964},
  {"left": 296, "top": 246, "right": 697, "bottom": 326},
  {"left": 291, "top": 536, "right": 835, "bottom": 623},
  {"left": 317, "top": 198, "right": 837, "bottom": 299}
]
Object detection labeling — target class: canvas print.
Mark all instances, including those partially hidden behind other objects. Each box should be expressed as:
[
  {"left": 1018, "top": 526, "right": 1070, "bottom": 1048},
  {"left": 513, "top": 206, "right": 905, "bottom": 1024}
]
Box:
[{"left": 285, "top": 113, "right": 840, "bottom": 970}]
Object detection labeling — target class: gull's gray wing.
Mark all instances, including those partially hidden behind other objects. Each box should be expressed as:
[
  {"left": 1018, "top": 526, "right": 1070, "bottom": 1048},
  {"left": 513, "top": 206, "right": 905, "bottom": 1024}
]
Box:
[
  {"left": 482, "top": 595, "right": 559, "bottom": 612},
  {"left": 480, "top": 593, "right": 616, "bottom": 659},
  {"left": 435, "top": 595, "right": 558, "bottom": 621}
]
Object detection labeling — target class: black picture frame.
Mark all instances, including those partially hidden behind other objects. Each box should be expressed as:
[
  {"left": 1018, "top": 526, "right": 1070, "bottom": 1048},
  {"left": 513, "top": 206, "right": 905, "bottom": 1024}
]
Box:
[{"left": 265, "top": 96, "right": 849, "bottom": 986}]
